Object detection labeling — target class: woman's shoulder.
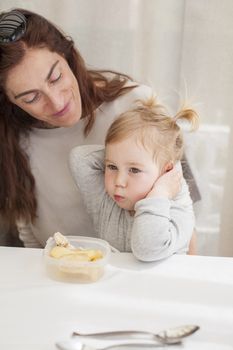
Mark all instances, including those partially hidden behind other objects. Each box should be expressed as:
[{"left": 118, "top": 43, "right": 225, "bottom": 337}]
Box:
[
  {"left": 105, "top": 71, "right": 154, "bottom": 100},
  {"left": 104, "top": 82, "right": 154, "bottom": 114},
  {"left": 97, "top": 80, "right": 154, "bottom": 117},
  {"left": 124, "top": 81, "right": 154, "bottom": 100}
]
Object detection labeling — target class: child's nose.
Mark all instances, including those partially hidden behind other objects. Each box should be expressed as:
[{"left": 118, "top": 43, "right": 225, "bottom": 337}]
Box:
[{"left": 115, "top": 172, "right": 127, "bottom": 188}]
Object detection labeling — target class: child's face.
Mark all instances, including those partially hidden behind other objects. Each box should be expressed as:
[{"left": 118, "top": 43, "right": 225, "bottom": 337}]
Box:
[{"left": 105, "top": 135, "right": 161, "bottom": 211}]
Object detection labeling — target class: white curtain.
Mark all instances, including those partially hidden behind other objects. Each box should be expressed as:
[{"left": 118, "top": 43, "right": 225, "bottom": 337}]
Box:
[{"left": 2, "top": 0, "right": 233, "bottom": 256}]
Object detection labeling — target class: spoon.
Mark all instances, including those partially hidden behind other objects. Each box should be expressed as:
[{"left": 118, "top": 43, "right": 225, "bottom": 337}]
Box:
[{"left": 73, "top": 324, "right": 200, "bottom": 345}]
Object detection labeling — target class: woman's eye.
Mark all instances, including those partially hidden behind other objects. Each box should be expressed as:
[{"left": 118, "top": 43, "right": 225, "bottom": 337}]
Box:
[
  {"left": 129, "top": 167, "right": 141, "bottom": 174},
  {"left": 23, "top": 93, "right": 40, "bottom": 104},
  {"left": 106, "top": 164, "right": 117, "bottom": 171},
  {"left": 50, "top": 72, "right": 62, "bottom": 84}
]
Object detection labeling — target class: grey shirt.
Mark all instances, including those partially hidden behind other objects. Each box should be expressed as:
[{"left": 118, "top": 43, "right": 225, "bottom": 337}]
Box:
[{"left": 69, "top": 145, "right": 195, "bottom": 261}]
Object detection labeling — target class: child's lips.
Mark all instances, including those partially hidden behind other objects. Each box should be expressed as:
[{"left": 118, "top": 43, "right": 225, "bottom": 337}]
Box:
[{"left": 114, "top": 195, "right": 125, "bottom": 202}]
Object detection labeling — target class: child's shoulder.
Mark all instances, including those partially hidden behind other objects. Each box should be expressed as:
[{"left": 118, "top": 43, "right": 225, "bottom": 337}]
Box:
[{"left": 70, "top": 144, "right": 104, "bottom": 161}]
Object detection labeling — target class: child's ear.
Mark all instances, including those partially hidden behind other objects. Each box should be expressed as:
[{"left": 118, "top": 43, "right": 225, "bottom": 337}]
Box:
[{"left": 163, "top": 161, "right": 173, "bottom": 173}]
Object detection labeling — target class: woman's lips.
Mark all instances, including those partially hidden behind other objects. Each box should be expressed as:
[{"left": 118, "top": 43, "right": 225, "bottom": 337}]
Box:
[{"left": 53, "top": 101, "right": 70, "bottom": 118}]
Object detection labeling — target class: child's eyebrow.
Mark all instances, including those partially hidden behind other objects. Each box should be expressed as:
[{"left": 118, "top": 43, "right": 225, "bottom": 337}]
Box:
[
  {"left": 105, "top": 159, "right": 144, "bottom": 167},
  {"left": 127, "top": 162, "right": 143, "bottom": 167}
]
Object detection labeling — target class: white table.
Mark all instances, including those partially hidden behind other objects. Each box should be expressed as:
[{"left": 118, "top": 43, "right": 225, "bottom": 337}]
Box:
[{"left": 0, "top": 246, "right": 233, "bottom": 350}]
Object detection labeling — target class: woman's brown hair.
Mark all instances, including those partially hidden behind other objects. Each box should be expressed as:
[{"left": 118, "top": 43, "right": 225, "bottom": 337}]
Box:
[{"left": 0, "top": 8, "right": 137, "bottom": 224}]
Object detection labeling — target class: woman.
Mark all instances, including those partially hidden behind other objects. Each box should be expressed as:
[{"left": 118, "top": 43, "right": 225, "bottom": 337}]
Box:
[{"left": 0, "top": 9, "right": 199, "bottom": 248}]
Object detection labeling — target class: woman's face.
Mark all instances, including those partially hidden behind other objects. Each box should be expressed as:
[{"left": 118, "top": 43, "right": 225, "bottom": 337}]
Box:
[{"left": 5, "top": 47, "right": 82, "bottom": 127}]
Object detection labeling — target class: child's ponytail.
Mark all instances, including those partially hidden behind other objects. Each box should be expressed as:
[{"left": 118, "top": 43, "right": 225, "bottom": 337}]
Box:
[{"left": 173, "top": 107, "right": 199, "bottom": 131}]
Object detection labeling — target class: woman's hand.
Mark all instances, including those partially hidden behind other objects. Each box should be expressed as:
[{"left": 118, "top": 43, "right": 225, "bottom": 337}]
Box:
[{"left": 147, "top": 167, "right": 182, "bottom": 199}]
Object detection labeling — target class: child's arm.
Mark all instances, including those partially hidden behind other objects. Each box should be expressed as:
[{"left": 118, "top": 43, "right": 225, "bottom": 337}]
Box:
[
  {"left": 131, "top": 164, "right": 195, "bottom": 262},
  {"left": 69, "top": 145, "right": 106, "bottom": 229}
]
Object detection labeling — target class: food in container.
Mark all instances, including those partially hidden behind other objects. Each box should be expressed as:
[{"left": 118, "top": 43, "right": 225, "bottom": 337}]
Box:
[{"left": 44, "top": 233, "right": 110, "bottom": 283}]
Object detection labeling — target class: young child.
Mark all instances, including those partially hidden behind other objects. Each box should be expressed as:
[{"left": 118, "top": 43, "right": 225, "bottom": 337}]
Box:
[{"left": 69, "top": 97, "right": 199, "bottom": 261}]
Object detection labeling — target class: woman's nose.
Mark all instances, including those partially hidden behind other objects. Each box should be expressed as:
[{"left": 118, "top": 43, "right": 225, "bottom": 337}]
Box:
[{"left": 46, "top": 89, "right": 64, "bottom": 111}]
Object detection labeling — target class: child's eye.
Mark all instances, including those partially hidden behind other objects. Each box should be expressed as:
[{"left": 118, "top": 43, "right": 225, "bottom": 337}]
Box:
[
  {"left": 106, "top": 164, "right": 117, "bottom": 171},
  {"left": 129, "top": 167, "right": 141, "bottom": 174}
]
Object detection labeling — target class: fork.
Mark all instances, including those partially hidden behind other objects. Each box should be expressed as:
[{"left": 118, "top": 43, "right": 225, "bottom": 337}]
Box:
[{"left": 56, "top": 339, "right": 168, "bottom": 350}]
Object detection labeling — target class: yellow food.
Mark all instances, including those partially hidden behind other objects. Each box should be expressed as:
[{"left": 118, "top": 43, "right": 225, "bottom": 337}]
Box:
[
  {"left": 50, "top": 246, "right": 76, "bottom": 258},
  {"left": 50, "top": 245, "right": 103, "bottom": 261},
  {"left": 84, "top": 249, "right": 103, "bottom": 261},
  {"left": 61, "top": 253, "right": 90, "bottom": 262}
]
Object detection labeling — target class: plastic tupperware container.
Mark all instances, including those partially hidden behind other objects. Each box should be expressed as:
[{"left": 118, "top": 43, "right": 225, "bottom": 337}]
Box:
[{"left": 44, "top": 235, "right": 111, "bottom": 283}]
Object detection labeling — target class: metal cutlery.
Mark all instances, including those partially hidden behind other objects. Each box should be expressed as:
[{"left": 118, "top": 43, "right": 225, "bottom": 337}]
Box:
[
  {"left": 56, "top": 339, "right": 171, "bottom": 350},
  {"left": 73, "top": 324, "right": 200, "bottom": 345}
]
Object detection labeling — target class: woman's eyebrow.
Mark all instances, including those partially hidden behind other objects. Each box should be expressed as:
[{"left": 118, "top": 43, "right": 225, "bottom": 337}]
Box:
[
  {"left": 46, "top": 60, "right": 59, "bottom": 80},
  {"left": 14, "top": 60, "right": 60, "bottom": 99}
]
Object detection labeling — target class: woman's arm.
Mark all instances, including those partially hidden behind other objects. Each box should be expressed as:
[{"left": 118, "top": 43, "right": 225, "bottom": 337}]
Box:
[
  {"left": 181, "top": 154, "right": 201, "bottom": 203},
  {"left": 187, "top": 230, "right": 197, "bottom": 255},
  {"left": 16, "top": 219, "right": 42, "bottom": 248}
]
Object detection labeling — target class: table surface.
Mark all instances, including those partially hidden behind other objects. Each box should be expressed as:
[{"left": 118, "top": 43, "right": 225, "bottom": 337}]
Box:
[{"left": 0, "top": 246, "right": 233, "bottom": 350}]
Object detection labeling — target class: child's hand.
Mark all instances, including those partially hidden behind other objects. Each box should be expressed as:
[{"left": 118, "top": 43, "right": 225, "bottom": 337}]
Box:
[{"left": 147, "top": 168, "right": 182, "bottom": 199}]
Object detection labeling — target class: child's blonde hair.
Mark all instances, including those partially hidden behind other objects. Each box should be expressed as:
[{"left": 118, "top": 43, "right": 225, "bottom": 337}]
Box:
[{"left": 105, "top": 96, "right": 199, "bottom": 169}]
